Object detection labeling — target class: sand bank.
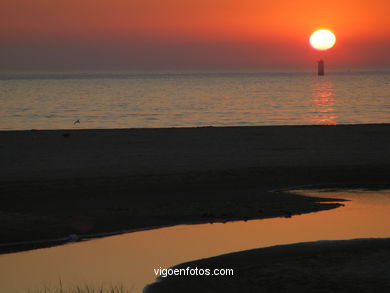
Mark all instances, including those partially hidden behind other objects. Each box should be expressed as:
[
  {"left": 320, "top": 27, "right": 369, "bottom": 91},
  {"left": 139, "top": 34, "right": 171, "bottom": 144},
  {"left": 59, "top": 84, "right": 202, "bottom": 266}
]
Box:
[
  {"left": 145, "top": 238, "right": 390, "bottom": 293},
  {"left": 1, "top": 124, "right": 390, "bottom": 183},
  {"left": 0, "top": 124, "right": 389, "bottom": 251}
]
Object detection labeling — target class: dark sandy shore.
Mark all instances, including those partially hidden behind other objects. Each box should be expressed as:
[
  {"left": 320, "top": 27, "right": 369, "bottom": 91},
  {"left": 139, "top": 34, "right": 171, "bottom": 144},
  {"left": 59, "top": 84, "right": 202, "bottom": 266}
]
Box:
[
  {"left": 145, "top": 238, "right": 390, "bottom": 293},
  {"left": 1, "top": 124, "right": 389, "bottom": 252}
]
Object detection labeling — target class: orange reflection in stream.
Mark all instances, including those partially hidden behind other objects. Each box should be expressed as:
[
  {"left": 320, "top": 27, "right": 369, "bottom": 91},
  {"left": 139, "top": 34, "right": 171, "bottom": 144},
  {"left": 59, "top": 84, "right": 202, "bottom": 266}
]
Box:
[
  {"left": 311, "top": 78, "right": 337, "bottom": 125},
  {"left": 1, "top": 190, "right": 390, "bottom": 293}
]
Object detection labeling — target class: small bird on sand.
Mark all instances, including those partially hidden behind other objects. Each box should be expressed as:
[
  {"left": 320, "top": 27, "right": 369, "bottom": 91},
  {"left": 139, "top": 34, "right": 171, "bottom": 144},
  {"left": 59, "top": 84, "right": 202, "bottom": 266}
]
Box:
[{"left": 74, "top": 119, "right": 80, "bottom": 125}]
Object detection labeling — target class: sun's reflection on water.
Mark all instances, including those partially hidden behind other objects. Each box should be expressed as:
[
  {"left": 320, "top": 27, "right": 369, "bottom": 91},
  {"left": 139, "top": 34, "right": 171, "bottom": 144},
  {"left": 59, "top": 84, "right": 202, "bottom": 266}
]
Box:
[{"left": 311, "top": 78, "right": 337, "bottom": 125}]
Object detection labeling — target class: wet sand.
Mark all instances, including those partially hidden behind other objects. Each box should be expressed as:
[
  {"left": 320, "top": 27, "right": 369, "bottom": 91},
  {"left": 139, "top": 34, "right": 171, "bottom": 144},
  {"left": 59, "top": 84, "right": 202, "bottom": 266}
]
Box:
[
  {"left": 0, "top": 124, "right": 389, "bottom": 252},
  {"left": 145, "top": 238, "right": 390, "bottom": 293}
]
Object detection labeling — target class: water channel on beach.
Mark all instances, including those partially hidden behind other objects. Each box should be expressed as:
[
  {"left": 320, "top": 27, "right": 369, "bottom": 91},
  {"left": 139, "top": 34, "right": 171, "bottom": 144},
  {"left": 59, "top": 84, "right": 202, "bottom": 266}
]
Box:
[{"left": 1, "top": 189, "right": 390, "bottom": 293}]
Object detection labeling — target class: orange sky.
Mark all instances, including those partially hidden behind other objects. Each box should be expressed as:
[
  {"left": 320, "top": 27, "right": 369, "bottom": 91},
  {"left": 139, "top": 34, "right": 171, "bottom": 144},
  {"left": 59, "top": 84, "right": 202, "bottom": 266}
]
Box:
[{"left": 1, "top": 0, "right": 389, "bottom": 71}]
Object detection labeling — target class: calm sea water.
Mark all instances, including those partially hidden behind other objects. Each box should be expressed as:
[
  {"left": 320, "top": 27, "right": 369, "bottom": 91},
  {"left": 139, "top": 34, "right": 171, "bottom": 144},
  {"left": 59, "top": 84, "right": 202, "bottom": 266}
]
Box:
[{"left": 0, "top": 71, "right": 389, "bottom": 130}]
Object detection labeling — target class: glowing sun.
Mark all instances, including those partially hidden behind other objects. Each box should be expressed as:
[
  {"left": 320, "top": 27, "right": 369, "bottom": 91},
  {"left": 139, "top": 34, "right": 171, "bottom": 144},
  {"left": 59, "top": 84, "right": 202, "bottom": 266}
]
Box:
[{"left": 310, "top": 29, "right": 336, "bottom": 51}]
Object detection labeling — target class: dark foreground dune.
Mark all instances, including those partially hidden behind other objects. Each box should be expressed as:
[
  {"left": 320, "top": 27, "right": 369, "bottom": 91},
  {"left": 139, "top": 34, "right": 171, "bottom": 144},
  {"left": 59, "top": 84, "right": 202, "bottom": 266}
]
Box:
[
  {"left": 145, "top": 238, "right": 390, "bottom": 293},
  {"left": 0, "top": 124, "right": 389, "bottom": 252}
]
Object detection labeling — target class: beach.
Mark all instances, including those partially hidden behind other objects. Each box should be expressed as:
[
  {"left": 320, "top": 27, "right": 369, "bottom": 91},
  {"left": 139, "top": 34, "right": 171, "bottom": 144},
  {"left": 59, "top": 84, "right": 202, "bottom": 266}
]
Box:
[
  {"left": 2, "top": 0, "right": 389, "bottom": 291},
  {"left": 1, "top": 124, "right": 390, "bottom": 252}
]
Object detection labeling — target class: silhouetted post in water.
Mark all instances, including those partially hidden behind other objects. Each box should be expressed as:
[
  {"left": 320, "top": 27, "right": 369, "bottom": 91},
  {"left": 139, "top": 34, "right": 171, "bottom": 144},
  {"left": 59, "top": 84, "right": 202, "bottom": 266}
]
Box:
[{"left": 318, "top": 60, "right": 325, "bottom": 76}]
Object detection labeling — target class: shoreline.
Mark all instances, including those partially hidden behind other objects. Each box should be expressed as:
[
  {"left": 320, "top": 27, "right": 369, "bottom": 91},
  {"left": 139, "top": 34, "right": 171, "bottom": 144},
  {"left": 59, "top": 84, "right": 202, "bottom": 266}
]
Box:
[
  {"left": 1, "top": 123, "right": 389, "bottom": 253},
  {"left": 1, "top": 121, "right": 389, "bottom": 132},
  {"left": 0, "top": 189, "right": 344, "bottom": 254},
  {"left": 145, "top": 187, "right": 390, "bottom": 293}
]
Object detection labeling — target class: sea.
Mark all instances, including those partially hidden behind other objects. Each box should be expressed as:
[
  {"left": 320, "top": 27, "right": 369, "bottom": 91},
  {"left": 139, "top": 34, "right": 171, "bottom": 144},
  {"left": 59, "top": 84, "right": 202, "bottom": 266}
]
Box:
[{"left": 0, "top": 71, "right": 389, "bottom": 130}]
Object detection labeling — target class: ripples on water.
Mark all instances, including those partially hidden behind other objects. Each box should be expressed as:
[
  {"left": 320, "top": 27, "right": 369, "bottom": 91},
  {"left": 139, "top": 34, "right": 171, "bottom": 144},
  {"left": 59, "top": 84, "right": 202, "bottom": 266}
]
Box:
[{"left": 0, "top": 71, "right": 389, "bottom": 130}]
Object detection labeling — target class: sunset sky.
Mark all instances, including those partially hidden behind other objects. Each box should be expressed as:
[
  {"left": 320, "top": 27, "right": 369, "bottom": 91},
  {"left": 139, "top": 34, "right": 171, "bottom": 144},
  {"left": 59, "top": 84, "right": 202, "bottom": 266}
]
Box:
[{"left": 1, "top": 0, "right": 389, "bottom": 71}]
